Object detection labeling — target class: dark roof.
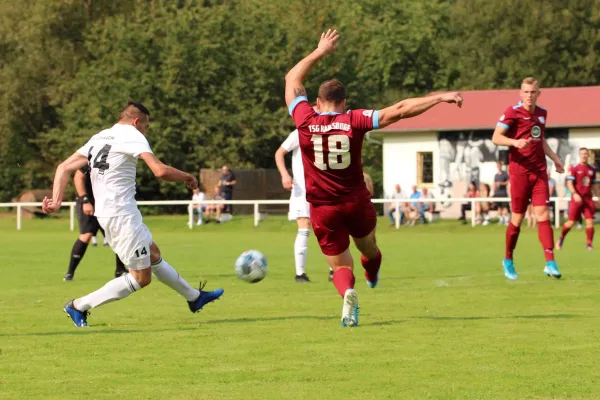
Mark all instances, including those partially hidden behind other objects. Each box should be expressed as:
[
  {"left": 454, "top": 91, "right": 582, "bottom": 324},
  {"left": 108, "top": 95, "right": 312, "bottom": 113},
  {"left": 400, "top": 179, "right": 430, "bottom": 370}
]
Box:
[{"left": 379, "top": 86, "right": 600, "bottom": 132}]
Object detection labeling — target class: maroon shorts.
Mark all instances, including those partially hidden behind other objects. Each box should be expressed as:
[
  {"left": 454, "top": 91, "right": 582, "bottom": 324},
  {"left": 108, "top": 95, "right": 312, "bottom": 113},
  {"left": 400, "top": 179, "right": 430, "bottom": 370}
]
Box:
[
  {"left": 310, "top": 197, "right": 377, "bottom": 256},
  {"left": 509, "top": 172, "right": 549, "bottom": 214},
  {"left": 569, "top": 196, "right": 595, "bottom": 220}
]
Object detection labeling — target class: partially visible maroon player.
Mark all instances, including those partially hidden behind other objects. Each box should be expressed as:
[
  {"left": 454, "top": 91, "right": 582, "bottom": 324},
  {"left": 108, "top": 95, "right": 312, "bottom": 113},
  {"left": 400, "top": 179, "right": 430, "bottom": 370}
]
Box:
[
  {"left": 284, "top": 29, "right": 463, "bottom": 327},
  {"left": 492, "top": 77, "right": 565, "bottom": 280},
  {"left": 557, "top": 147, "right": 599, "bottom": 251}
]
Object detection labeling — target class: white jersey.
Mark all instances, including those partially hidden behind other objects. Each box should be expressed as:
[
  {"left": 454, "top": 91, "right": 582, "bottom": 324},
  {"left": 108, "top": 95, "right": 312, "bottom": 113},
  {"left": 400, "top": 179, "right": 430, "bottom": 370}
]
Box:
[
  {"left": 192, "top": 192, "right": 206, "bottom": 203},
  {"left": 77, "top": 124, "right": 153, "bottom": 218},
  {"left": 281, "top": 130, "right": 305, "bottom": 196}
]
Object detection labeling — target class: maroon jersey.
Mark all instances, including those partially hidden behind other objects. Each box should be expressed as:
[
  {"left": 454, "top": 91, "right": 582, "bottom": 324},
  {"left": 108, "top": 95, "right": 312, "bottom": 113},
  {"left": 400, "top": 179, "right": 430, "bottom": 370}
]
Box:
[
  {"left": 290, "top": 97, "right": 377, "bottom": 205},
  {"left": 496, "top": 103, "right": 547, "bottom": 175},
  {"left": 567, "top": 163, "right": 597, "bottom": 198}
]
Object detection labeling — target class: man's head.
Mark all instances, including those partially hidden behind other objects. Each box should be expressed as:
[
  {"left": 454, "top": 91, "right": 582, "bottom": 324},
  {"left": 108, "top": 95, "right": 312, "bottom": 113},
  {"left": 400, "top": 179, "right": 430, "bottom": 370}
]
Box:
[
  {"left": 497, "top": 161, "right": 504, "bottom": 172},
  {"left": 411, "top": 185, "right": 417, "bottom": 193},
  {"left": 317, "top": 79, "right": 346, "bottom": 113},
  {"left": 394, "top": 184, "right": 401, "bottom": 193},
  {"left": 222, "top": 165, "right": 230, "bottom": 174},
  {"left": 193, "top": 188, "right": 200, "bottom": 195},
  {"left": 422, "top": 186, "right": 429, "bottom": 195},
  {"left": 519, "top": 77, "right": 540, "bottom": 110},
  {"left": 119, "top": 101, "right": 150, "bottom": 134},
  {"left": 579, "top": 147, "right": 590, "bottom": 164}
]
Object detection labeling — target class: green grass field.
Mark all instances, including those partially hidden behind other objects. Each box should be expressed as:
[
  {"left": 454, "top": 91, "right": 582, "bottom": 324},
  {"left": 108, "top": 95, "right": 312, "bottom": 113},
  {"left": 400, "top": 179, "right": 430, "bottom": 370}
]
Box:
[{"left": 2, "top": 215, "right": 600, "bottom": 399}]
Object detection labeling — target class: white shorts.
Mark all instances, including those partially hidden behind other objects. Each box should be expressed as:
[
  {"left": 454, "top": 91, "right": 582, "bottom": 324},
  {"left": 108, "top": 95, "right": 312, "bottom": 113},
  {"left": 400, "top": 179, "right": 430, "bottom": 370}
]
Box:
[
  {"left": 288, "top": 194, "right": 310, "bottom": 221},
  {"left": 97, "top": 211, "right": 153, "bottom": 270}
]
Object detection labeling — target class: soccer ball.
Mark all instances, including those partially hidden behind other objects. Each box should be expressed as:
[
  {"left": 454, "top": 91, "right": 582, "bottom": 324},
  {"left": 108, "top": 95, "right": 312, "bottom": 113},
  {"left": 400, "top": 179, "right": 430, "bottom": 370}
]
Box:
[{"left": 234, "top": 250, "right": 268, "bottom": 283}]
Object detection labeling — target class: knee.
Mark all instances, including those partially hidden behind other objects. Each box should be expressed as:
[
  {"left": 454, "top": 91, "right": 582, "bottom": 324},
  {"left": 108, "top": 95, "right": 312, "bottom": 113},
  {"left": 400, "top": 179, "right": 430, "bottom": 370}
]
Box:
[
  {"left": 149, "top": 242, "right": 161, "bottom": 263},
  {"left": 79, "top": 233, "right": 93, "bottom": 243},
  {"left": 586, "top": 219, "right": 594, "bottom": 228},
  {"left": 130, "top": 268, "right": 152, "bottom": 287},
  {"left": 511, "top": 213, "right": 524, "bottom": 226}
]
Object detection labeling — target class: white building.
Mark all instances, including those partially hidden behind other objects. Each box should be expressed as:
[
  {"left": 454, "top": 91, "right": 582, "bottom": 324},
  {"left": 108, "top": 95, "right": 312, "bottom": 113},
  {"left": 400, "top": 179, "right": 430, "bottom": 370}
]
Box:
[{"left": 376, "top": 86, "right": 600, "bottom": 218}]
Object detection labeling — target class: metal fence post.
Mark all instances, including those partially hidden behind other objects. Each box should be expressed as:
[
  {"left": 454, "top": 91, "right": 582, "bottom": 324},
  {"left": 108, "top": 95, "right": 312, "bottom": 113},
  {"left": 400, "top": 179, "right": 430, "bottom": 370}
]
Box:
[
  {"left": 188, "top": 203, "right": 194, "bottom": 229},
  {"left": 70, "top": 204, "right": 75, "bottom": 231},
  {"left": 17, "top": 204, "right": 22, "bottom": 231},
  {"left": 254, "top": 203, "right": 259, "bottom": 227},
  {"left": 471, "top": 200, "right": 476, "bottom": 227},
  {"left": 395, "top": 201, "right": 400, "bottom": 230}
]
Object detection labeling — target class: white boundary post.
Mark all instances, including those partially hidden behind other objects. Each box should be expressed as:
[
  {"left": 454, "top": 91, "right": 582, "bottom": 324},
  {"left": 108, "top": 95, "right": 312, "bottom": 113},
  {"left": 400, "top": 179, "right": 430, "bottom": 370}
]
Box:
[
  {"left": 254, "top": 203, "right": 259, "bottom": 227},
  {"left": 471, "top": 199, "right": 476, "bottom": 227},
  {"left": 17, "top": 204, "right": 22, "bottom": 231},
  {"left": 70, "top": 204, "right": 75, "bottom": 231},
  {"left": 554, "top": 198, "right": 560, "bottom": 229},
  {"left": 188, "top": 203, "right": 194, "bottom": 230},
  {"left": 394, "top": 201, "right": 400, "bottom": 229}
]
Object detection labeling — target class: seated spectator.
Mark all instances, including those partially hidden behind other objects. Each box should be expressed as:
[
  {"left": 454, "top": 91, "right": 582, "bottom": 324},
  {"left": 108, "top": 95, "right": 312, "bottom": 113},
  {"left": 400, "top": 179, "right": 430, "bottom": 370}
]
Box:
[
  {"left": 205, "top": 186, "right": 225, "bottom": 223},
  {"left": 459, "top": 182, "right": 479, "bottom": 224},
  {"left": 189, "top": 186, "right": 206, "bottom": 226},
  {"left": 492, "top": 162, "right": 510, "bottom": 225},
  {"left": 475, "top": 183, "right": 492, "bottom": 225},
  {"left": 419, "top": 186, "right": 435, "bottom": 223},
  {"left": 408, "top": 185, "right": 422, "bottom": 226},
  {"left": 387, "top": 184, "right": 408, "bottom": 226}
]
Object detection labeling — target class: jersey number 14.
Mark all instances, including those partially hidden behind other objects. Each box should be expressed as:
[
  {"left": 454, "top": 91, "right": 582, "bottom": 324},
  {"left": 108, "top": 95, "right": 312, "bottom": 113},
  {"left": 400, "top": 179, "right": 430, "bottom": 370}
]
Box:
[
  {"left": 310, "top": 134, "right": 350, "bottom": 171},
  {"left": 88, "top": 144, "right": 112, "bottom": 175}
]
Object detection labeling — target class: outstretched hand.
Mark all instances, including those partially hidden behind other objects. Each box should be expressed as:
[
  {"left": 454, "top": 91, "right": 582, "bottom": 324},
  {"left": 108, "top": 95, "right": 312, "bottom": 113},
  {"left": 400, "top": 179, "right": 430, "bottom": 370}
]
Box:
[
  {"left": 440, "top": 92, "right": 463, "bottom": 108},
  {"left": 185, "top": 175, "right": 198, "bottom": 190},
  {"left": 317, "top": 29, "right": 340, "bottom": 55}
]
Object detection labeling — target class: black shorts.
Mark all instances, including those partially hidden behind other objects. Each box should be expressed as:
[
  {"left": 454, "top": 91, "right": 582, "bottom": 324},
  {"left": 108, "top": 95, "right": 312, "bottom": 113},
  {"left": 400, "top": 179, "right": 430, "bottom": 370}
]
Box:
[
  {"left": 76, "top": 198, "right": 100, "bottom": 235},
  {"left": 492, "top": 194, "right": 510, "bottom": 210}
]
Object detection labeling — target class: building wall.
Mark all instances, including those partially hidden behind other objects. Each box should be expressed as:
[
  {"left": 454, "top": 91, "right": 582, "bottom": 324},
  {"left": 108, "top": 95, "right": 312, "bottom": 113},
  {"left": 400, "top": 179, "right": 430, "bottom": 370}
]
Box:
[{"left": 382, "top": 132, "right": 438, "bottom": 195}]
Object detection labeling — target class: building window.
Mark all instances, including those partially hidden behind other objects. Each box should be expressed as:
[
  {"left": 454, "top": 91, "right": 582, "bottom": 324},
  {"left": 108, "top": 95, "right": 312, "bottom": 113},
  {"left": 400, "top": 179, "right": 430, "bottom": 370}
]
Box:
[{"left": 417, "top": 152, "right": 433, "bottom": 184}]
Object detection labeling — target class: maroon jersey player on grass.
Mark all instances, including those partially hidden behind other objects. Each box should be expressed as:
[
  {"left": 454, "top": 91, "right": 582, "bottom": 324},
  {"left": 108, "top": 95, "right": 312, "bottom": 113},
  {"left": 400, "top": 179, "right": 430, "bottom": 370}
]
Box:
[
  {"left": 492, "top": 77, "right": 564, "bottom": 280},
  {"left": 285, "top": 29, "right": 463, "bottom": 327},
  {"left": 556, "top": 147, "right": 600, "bottom": 251}
]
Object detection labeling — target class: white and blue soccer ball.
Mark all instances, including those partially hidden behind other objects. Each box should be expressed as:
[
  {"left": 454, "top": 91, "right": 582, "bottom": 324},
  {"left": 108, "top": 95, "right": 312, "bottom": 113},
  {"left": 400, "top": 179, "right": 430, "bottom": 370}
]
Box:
[{"left": 235, "top": 250, "right": 268, "bottom": 283}]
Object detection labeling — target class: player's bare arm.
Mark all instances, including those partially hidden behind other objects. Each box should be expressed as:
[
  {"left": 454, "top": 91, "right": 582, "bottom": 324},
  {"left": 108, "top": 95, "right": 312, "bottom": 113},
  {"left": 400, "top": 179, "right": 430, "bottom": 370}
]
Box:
[
  {"left": 284, "top": 29, "right": 340, "bottom": 107},
  {"left": 74, "top": 170, "right": 94, "bottom": 216},
  {"left": 491, "top": 125, "right": 530, "bottom": 149},
  {"left": 566, "top": 178, "right": 582, "bottom": 203},
  {"left": 139, "top": 152, "right": 198, "bottom": 190},
  {"left": 542, "top": 139, "right": 564, "bottom": 173},
  {"left": 43, "top": 152, "right": 89, "bottom": 214},
  {"left": 377, "top": 92, "right": 463, "bottom": 129},
  {"left": 274, "top": 147, "right": 293, "bottom": 190}
]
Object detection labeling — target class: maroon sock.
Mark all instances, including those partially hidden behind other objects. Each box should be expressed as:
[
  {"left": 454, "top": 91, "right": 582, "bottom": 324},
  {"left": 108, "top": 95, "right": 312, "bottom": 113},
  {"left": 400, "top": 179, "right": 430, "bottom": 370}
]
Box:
[
  {"left": 586, "top": 227, "right": 594, "bottom": 245},
  {"left": 560, "top": 224, "right": 572, "bottom": 241},
  {"left": 332, "top": 268, "right": 355, "bottom": 298},
  {"left": 505, "top": 222, "right": 521, "bottom": 260},
  {"left": 538, "top": 220, "right": 555, "bottom": 261},
  {"left": 360, "top": 250, "right": 382, "bottom": 283}
]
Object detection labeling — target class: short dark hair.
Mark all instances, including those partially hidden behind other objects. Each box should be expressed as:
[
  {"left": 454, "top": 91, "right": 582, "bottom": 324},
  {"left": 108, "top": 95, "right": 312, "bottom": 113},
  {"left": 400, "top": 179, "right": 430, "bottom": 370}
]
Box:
[
  {"left": 318, "top": 79, "right": 346, "bottom": 105},
  {"left": 580, "top": 147, "right": 589, "bottom": 152},
  {"left": 120, "top": 101, "right": 150, "bottom": 121}
]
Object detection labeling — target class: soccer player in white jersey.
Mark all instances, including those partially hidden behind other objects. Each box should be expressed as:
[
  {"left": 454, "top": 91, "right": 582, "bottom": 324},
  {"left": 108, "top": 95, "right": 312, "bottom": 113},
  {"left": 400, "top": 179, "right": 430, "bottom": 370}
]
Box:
[
  {"left": 42, "top": 102, "right": 224, "bottom": 327},
  {"left": 275, "top": 129, "right": 313, "bottom": 283}
]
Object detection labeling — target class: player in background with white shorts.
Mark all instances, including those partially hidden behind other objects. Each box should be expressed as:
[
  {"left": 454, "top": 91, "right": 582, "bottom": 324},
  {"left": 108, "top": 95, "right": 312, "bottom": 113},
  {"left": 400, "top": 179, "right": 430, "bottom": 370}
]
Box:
[
  {"left": 275, "top": 129, "right": 313, "bottom": 283},
  {"left": 43, "top": 102, "right": 224, "bottom": 327}
]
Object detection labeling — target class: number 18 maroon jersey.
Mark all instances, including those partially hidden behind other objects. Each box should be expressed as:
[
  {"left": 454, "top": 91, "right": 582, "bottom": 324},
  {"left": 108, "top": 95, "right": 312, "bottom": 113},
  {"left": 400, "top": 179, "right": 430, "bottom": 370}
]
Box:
[{"left": 289, "top": 97, "right": 378, "bottom": 205}]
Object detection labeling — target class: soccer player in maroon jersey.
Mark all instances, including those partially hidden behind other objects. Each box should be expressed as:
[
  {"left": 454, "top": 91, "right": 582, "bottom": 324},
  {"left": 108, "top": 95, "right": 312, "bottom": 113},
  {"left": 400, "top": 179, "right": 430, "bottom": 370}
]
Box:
[
  {"left": 285, "top": 29, "right": 463, "bottom": 327},
  {"left": 492, "top": 77, "right": 565, "bottom": 280},
  {"left": 556, "top": 147, "right": 599, "bottom": 250}
]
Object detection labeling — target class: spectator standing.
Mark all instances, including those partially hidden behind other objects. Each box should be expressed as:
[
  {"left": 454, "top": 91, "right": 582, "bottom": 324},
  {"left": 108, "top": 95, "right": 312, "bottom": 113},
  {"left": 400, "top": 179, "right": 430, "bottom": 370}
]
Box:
[
  {"left": 387, "top": 184, "right": 407, "bottom": 226},
  {"left": 493, "top": 162, "right": 510, "bottom": 225},
  {"left": 218, "top": 165, "right": 236, "bottom": 213}
]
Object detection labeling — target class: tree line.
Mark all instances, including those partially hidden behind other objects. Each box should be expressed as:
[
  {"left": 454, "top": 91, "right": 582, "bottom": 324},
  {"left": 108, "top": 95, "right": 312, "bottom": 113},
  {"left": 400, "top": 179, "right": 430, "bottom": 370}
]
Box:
[{"left": 1, "top": 0, "right": 598, "bottom": 202}]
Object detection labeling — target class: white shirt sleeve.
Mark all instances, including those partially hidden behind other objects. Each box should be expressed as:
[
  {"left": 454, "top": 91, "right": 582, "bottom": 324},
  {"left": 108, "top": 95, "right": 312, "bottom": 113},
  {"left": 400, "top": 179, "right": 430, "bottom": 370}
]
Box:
[
  {"left": 123, "top": 136, "right": 153, "bottom": 158},
  {"left": 76, "top": 138, "right": 93, "bottom": 157},
  {"left": 281, "top": 130, "right": 299, "bottom": 152}
]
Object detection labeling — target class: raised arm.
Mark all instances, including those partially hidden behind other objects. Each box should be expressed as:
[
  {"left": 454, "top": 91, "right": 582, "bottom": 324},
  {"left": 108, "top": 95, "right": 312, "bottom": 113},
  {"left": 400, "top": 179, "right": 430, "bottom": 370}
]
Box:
[
  {"left": 139, "top": 152, "right": 198, "bottom": 189},
  {"left": 285, "top": 29, "right": 339, "bottom": 107},
  {"left": 543, "top": 139, "right": 564, "bottom": 173},
  {"left": 42, "top": 152, "right": 89, "bottom": 214},
  {"left": 377, "top": 92, "right": 463, "bottom": 129},
  {"left": 274, "top": 147, "right": 293, "bottom": 190}
]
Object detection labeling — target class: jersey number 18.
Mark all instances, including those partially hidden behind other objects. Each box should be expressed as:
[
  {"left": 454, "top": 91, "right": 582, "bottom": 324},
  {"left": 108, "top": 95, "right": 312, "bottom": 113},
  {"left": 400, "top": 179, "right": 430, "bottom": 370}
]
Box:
[{"left": 310, "top": 134, "right": 350, "bottom": 171}]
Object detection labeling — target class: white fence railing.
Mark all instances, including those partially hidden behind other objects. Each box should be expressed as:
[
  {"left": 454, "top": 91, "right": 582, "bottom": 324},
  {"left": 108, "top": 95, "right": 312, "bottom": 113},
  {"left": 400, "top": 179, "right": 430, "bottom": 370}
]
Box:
[{"left": 0, "top": 197, "right": 589, "bottom": 231}]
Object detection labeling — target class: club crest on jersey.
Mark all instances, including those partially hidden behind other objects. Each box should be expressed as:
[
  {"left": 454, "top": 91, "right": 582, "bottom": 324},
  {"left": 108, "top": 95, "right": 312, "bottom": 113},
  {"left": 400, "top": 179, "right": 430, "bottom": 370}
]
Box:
[
  {"left": 583, "top": 176, "right": 590, "bottom": 186},
  {"left": 531, "top": 125, "right": 541, "bottom": 138},
  {"left": 538, "top": 116, "right": 545, "bottom": 124}
]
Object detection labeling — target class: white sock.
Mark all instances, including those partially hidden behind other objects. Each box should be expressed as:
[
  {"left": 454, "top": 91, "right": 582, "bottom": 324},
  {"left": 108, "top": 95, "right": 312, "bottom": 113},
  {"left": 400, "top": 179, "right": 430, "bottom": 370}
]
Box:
[
  {"left": 152, "top": 258, "right": 199, "bottom": 301},
  {"left": 91, "top": 236, "right": 97, "bottom": 245},
  {"left": 74, "top": 274, "right": 141, "bottom": 311},
  {"left": 294, "top": 229, "right": 310, "bottom": 276}
]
